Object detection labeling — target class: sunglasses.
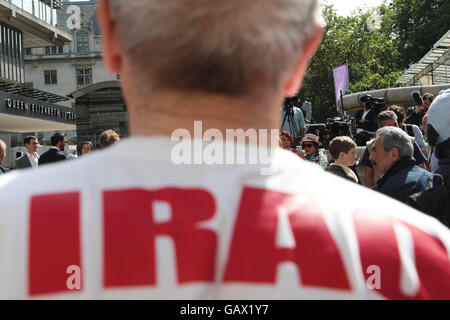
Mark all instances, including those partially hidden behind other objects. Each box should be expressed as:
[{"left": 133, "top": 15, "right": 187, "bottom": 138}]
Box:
[{"left": 303, "top": 143, "right": 315, "bottom": 148}]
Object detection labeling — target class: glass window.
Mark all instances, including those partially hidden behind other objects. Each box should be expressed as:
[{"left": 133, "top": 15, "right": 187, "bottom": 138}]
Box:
[
  {"left": 77, "top": 66, "right": 92, "bottom": 87},
  {"left": 77, "top": 33, "right": 89, "bottom": 54},
  {"left": 45, "top": 46, "right": 50, "bottom": 54},
  {"left": 44, "top": 70, "right": 57, "bottom": 85}
]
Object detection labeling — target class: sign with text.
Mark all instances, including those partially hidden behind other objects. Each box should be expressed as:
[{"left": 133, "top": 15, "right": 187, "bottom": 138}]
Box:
[{"left": 0, "top": 91, "right": 76, "bottom": 125}]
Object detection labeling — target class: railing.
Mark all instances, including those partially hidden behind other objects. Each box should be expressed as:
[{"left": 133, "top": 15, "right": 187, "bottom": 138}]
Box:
[{"left": 6, "top": 0, "right": 58, "bottom": 26}]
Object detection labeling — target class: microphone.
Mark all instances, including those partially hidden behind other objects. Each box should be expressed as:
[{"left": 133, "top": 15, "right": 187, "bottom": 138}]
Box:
[{"left": 411, "top": 91, "right": 424, "bottom": 106}]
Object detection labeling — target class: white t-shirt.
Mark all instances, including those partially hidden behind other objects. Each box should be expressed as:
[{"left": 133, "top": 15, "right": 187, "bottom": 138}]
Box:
[
  {"left": 0, "top": 137, "right": 449, "bottom": 299},
  {"left": 26, "top": 152, "right": 39, "bottom": 168},
  {"left": 356, "top": 109, "right": 370, "bottom": 134}
]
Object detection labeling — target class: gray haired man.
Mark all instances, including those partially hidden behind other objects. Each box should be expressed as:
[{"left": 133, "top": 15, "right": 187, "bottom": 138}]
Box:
[{"left": 370, "top": 126, "right": 433, "bottom": 203}]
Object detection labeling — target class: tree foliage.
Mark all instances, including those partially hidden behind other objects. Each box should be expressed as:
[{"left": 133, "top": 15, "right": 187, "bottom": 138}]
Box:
[
  {"left": 388, "top": 0, "right": 450, "bottom": 69},
  {"left": 298, "top": 5, "right": 403, "bottom": 122}
]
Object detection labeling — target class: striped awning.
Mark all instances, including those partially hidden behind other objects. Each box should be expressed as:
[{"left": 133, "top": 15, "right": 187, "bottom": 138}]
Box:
[{"left": 397, "top": 29, "right": 450, "bottom": 86}]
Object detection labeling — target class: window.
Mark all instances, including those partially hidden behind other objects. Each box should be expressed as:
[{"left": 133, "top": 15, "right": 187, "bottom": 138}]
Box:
[
  {"left": 44, "top": 46, "right": 63, "bottom": 55},
  {"left": 77, "top": 66, "right": 92, "bottom": 87},
  {"left": 25, "top": 48, "right": 32, "bottom": 55},
  {"left": 44, "top": 70, "right": 57, "bottom": 85},
  {"left": 76, "top": 33, "right": 89, "bottom": 54}
]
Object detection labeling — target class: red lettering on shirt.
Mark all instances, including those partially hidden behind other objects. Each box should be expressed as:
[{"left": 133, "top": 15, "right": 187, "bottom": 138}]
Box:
[
  {"left": 354, "top": 211, "right": 450, "bottom": 299},
  {"left": 103, "top": 188, "right": 217, "bottom": 288},
  {"left": 29, "top": 192, "right": 81, "bottom": 296},
  {"left": 224, "top": 187, "right": 351, "bottom": 290}
]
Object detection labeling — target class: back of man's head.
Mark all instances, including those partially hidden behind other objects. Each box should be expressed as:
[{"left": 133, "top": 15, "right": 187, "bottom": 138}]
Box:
[
  {"left": 99, "top": 129, "right": 120, "bottom": 149},
  {"left": 107, "top": 0, "right": 323, "bottom": 97},
  {"left": 51, "top": 132, "right": 65, "bottom": 147}
]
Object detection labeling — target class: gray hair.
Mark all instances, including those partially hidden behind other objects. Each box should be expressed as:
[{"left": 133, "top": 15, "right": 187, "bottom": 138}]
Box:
[
  {"left": 110, "top": 0, "right": 324, "bottom": 96},
  {"left": 377, "top": 110, "right": 398, "bottom": 128},
  {"left": 376, "top": 126, "right": 414, "bottom": 158},
  {"left": 0, "top": 139, "right": 6, "bottom": 152}
]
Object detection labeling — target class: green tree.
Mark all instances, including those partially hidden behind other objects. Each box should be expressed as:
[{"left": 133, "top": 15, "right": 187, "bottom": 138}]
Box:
[
  {"left": 298, "top": 5, "right": 403, "bottom": 122},
  {"left": 388, "top": 0, "right": 450, "bottom": 69}
]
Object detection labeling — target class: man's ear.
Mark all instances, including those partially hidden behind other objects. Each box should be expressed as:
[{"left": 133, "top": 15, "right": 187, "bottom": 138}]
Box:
[
  {"left": 283, "top": 26, "right": 324, "bottom": 96},
  {"left": 98, "top": 0, "right": 122, "bottom": 74},
  {"left": 389, "top": 148, "right": 400, "bottom": 162}
]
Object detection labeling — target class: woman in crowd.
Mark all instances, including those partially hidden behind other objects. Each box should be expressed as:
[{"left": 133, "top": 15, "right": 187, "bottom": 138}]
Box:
[
  {"left": 279, "top": 131, "right": 298, "bottom": 154},
  {"left": 298, "top": 133, "right": 328, "bottom": 170},
  {"left": 81, "top": 141, "right": 95, "bottom": 155}
]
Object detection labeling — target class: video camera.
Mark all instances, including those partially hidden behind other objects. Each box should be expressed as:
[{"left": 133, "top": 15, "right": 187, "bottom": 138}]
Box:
[
  {"left": 360, "top": 94, "right": 385, "bottom": 115},
  {"left": 325, "top": 116, "right": 356, "bottom": 140},
  {"left": 282, "top": 96, "right": 299, "bottom": 113}
]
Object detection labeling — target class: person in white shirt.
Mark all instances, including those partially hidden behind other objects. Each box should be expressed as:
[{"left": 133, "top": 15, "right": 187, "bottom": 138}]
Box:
[
  {"left": 15, "top": 136, "right": 39, "bottom": 169},
  {"left": 0, "top": 0, "right": 449, "bottom": 300}
]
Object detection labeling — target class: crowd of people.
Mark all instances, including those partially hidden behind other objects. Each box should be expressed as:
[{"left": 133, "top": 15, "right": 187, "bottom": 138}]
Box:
[
  {"left": 280, "top": 90, "right": 449, "bottom": 228},
  {"left": 0, "top": 0, "right": 449, "bottom": 300},
  {"left": 0, "top": 129, "right": 120, "bottom": 172}
]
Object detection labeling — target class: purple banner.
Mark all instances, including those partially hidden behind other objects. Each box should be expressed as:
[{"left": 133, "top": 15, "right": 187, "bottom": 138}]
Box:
[{"left": 333, "top": 64, "right": 349, "bottom": 110}]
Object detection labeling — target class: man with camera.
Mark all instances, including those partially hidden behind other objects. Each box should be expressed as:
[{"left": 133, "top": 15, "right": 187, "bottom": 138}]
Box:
[
  {"left": 280, "top": 96, "right": 306, "bottom": 144},
  {"left": 354, "top": 94, "right": 378, "bottom": 134},
  {"left": 406, "top": 93, "right": 434, "bottom": 127}
]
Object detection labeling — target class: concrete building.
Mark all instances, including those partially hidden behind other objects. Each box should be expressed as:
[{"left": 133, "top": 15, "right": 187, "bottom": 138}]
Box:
[
  {"left": 24, "top": 0, "right": 127, "bottom": 151},
  {"left": 24, "top": 0, "right": 117, "bottom": 108},
  {"left": 0, "top": 0, "right": 76, "bottom": 168}
]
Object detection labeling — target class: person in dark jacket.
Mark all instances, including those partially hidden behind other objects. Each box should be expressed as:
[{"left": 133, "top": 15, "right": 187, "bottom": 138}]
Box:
[
  {"left": 370, "top": 126, "right": 432, "bottom": 203},
  {"left": 354, "top": 95, "right": 377, "bottom": 134},
  {"left": 408, "top": 89, "right": 450, "bottom": 227},
  {"left": 38, "top": 132, "right": 67, "bottom": 165},
  {"left": 405, "top": 93, "right": 433, "bottom": 127},
  {"left": 327, "top": 136, "right": 360, "bottom": 183}
]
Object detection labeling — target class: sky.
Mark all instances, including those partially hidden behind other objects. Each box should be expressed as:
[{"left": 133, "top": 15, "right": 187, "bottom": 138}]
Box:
[
  {"left": 69, "top": 0, "right": 387, "bottom": 17},
  {"left": 320, "top": 0, "right": 386, "bottom": 16}
]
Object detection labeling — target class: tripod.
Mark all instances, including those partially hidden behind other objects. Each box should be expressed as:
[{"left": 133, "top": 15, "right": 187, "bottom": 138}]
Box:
[{"left": 281, "top": 105, "right": 301, "bottom": 147}]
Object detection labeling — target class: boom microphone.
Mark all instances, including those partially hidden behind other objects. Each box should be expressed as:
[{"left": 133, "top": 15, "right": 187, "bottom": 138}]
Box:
[{"left": 411, "top": 91, "right": 424, "bottom": 106}]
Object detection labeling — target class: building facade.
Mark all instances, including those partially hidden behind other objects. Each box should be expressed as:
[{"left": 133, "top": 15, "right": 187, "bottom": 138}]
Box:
[
  {"left": 24, "top": 0, "right": 127, "bottom": 151},
  {"left": 24, "top": 0, "right": 118, "bottom": 108},
  {"left": 0, "top": 0, "right": 76, "bottom": 168}
]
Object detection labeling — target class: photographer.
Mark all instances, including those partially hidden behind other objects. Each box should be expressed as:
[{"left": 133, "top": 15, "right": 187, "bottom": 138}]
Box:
[
  {"left": 354, "top": 94, "right": 377, "bottom": 134},
  {"left": 406, "top": 93, "right": 433, "bottom": 127},
  {"left": 280, "top": 96, "right": 306, "bottom": 143}
]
